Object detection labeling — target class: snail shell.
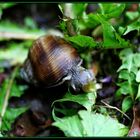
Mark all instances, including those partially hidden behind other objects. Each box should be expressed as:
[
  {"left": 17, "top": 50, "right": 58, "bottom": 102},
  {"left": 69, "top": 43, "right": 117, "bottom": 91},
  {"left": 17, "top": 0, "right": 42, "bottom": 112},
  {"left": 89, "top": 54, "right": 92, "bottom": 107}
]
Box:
[{"left": 20, "top": 35, "right": 95, "bottom": 92}]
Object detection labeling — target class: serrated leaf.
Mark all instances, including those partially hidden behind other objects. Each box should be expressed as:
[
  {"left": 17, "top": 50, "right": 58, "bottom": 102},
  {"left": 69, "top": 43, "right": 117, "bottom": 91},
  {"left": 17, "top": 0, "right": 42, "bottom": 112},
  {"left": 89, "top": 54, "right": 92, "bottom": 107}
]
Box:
[
  {"left": 66, "top": 35, "right": 97, "bottom": 48},
  {"left": 53, "top": 110, "right": 128, "bottom": 137},
  {"left": 79, "top": 110, "right": 129, "bottom": 136},
  {"left": 136, "top": 70, "right": 140, "bottom": 82},
  {"left": 52, "top": 115, "right": 84, "bottom": 137},
  {"left": 123, "top": 18, "right": 140, "bottom": 35},
  {"left": 99, "top": 3, "right": 125, "bottom": 18},
  {"left": 122, "top": 96, "right": 133, "bottom": 112},
  {"left": 97, "top": 15, "right": 129, "bottom": 48}
]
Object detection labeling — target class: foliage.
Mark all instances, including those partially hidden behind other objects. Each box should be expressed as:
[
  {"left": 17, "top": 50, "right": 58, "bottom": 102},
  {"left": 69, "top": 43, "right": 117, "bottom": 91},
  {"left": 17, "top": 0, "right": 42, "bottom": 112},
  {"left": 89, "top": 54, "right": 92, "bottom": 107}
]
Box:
[
  {"left": 53, "top": 110, "right": 129, "bottom": 137},
  {"left": 0, "top": 2, "right": 140, "bottom": 138},
  {"left": 116, "top": 48, "right": 140, "bottom": 112}
]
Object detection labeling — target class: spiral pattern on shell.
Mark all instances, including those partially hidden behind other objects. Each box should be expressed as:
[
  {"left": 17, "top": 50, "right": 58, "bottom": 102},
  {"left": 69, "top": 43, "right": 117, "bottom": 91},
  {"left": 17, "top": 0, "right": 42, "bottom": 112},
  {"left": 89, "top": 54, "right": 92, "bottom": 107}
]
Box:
[{"left": 24, "top": 35, "right": 81, "bottom": 87}]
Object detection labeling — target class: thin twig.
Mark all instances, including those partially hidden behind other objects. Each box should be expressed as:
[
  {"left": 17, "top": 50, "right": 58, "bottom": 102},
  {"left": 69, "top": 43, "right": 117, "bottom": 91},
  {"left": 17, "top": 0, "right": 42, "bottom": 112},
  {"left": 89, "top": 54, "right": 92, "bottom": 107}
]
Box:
[
  {"left": 0, "top": 66, "right": 19, "bottom": 129},
  {"left": 101, "top": 100, "right": 131, "bottom": 121}
]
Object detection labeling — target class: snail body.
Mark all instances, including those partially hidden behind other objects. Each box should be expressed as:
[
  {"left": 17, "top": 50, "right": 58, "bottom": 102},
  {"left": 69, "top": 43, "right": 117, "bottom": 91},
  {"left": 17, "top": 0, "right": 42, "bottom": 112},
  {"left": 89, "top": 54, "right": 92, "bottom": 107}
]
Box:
[{"left": 20, "top": 35, "right": 95, "bottom": 92}]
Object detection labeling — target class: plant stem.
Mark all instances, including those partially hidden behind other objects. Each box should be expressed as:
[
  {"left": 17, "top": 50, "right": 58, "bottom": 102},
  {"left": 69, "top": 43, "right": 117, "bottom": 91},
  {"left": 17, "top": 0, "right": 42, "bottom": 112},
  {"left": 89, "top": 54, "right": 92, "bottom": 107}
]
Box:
[{"left": 0, "top": 66, "right": 19, "bottom": 129}]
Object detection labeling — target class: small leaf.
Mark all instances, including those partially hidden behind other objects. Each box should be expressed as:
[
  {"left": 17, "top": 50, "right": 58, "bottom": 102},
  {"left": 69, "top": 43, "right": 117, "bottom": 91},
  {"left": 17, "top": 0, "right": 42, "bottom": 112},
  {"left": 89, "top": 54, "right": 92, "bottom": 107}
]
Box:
[
  {"left": 133, "top": 53, "right": 140, "bottom": 68},
  {"left": 123, "top": 18, "right": 140, "bottom": 35},
  {"left": 119, "top": 70, "right": 135, "bottom": 81},
  {"left": 126, "top": 11, "right": 139, "bottom": 20},
  {"left": 122, "top": 96, "right": 133, "bottom": 112},
  {"left": 58, "top": 3, "right": 87, "bottom": 19},
  {"left": 118, "top": 54, "right": 138, "bottom": 74},
  {"left": 99, "top": 3, "right": 125, "bottom": 18},
  {"left": 119, "top": 48, "right": 133, "bottom": 60},
  {"left": 117, "top": 81, "right": 132, "bottom": 95},
  {"left": 71, "top": 3, "right": 87, "bottom": 18},
  {"left": 52, "top": 115, "right": 84, "bottom": 137},
  {"left": 66, "top": 35, "right": 97, "bottom": 48}
]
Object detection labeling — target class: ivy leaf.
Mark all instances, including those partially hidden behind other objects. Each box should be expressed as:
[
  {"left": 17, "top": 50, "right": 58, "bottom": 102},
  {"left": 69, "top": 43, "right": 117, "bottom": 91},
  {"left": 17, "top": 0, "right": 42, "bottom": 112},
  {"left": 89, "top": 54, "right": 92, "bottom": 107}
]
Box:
[
  {"left": 66, "top": 35, "right": 97, "bottom": 48},
  {"left": 99, "top": 3, "right": 125, "bottom": 18},
  {"left": 122, "top": 96, "right": 133, "bottom": 112}
]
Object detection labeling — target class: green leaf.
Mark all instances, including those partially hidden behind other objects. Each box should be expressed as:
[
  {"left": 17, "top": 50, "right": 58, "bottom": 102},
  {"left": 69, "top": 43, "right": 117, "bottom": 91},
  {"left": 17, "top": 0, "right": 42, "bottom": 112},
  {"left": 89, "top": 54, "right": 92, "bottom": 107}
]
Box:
[
  {"left": 117, "top": 81, "right": 132, "bottom": 95},
  {"left": 52, "top": 115, "right": 84, "bottom": 137},
  {"left": 119, "top": 70, "right": 135, "bottom": 81},
  {"left": 1, "top": 107, "right": 28, "bottom": 131},
  {"left": 123, "top": 18, "right": 140, "bottom": 35},
  {"left": 66, "top": 35, "right": 97, "bottom": 48},
  {"left": 126, "top": 11, "right": 139, "bottom": 20},
  {"left": 79, "top": 110, "right": 129, "bottom": 136},
  {"left": 97, "top": 15, "right": 129, "bottom": 48},
  {"left": 118, "top": 54, "right": 138, "bottom": 74},
  {"left": 122, "top": 96, "right": 133, "bottom": 112},
  {"left": 58, "top": 3, "right": 87, "bottom": 19},
  {"left": 133, "top": 53, "right": 140, "bottom": 68},
  {"left": 79, "top": 14, "right": 100, "bottom": 30},
  {"left": 71, "top": 3, "right": 87, "bottom": 19},
  {"left": 53, "top": 110, "right": 128, "bottom": 137},
  {"left": 0, "top": 41, "right": 31, "bottom": 66},
  {"left": 136, "top": 84, "right": 140, "bottom": 100},
  {"left": 52, "top": 92, "right": 96, "bottom": 112},
  {"left": 136, "top": 70, "right": 140, "bottom": 82},
  {"left": 99, "top": 3, "right": 125, "bottom": 18},
  {"left": 119, "top": 48, "right": 133, "bottom": 60}
]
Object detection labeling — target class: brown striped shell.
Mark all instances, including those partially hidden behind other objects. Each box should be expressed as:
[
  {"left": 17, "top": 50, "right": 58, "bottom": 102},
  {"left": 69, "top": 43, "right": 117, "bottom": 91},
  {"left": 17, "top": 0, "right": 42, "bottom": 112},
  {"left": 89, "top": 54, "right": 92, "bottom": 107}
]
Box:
[{"left": 20, "top": 35, "right": 82, "bottom": 87}]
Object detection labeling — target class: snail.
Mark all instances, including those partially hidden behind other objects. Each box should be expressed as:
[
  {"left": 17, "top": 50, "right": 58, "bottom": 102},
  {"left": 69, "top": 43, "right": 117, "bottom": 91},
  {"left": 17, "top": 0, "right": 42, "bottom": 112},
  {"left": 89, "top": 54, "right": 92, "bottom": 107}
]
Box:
[{"left": 20, "top": 35, "right": 95, "bottom": 92}]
